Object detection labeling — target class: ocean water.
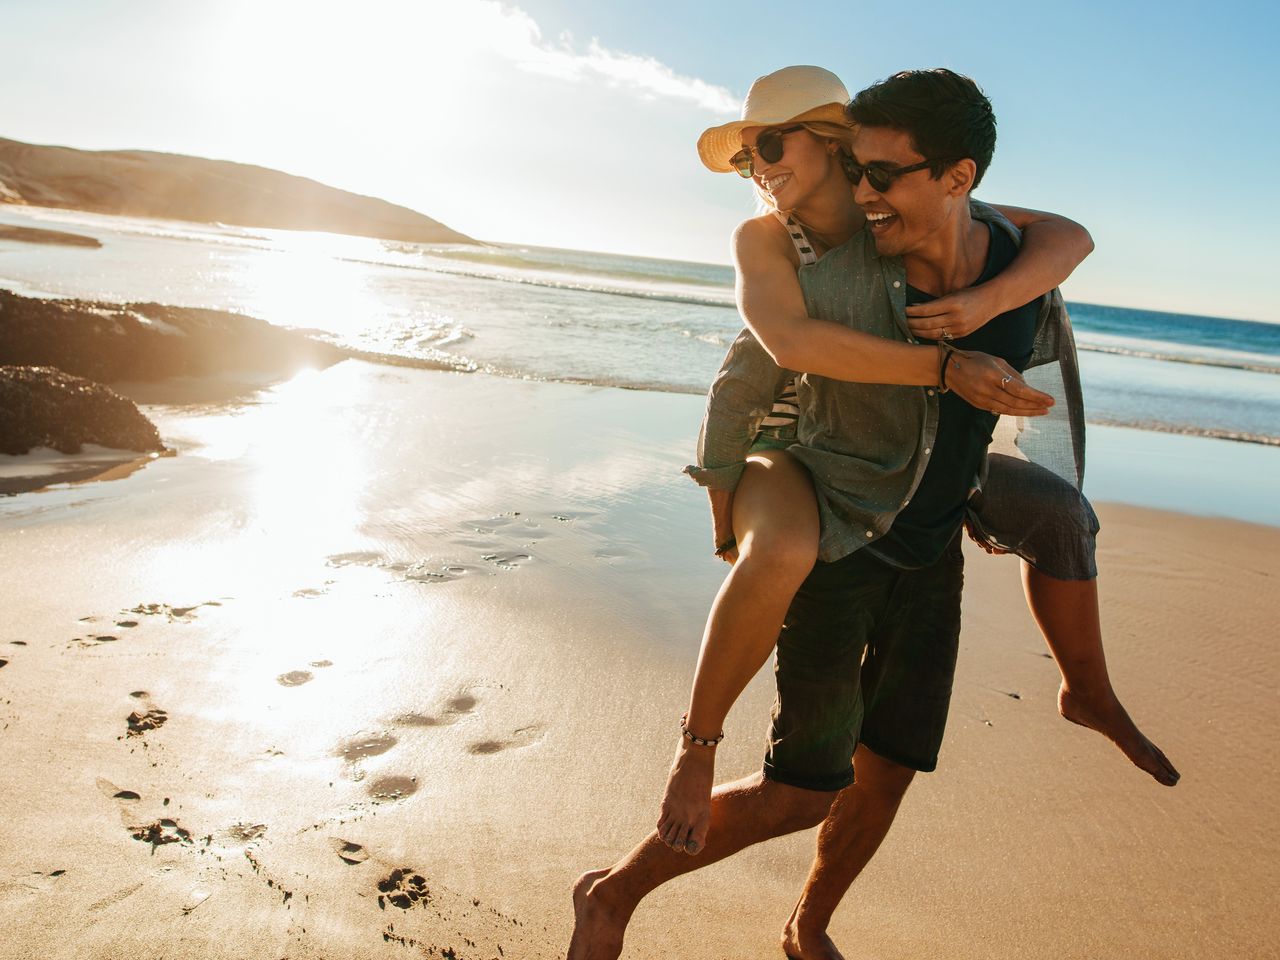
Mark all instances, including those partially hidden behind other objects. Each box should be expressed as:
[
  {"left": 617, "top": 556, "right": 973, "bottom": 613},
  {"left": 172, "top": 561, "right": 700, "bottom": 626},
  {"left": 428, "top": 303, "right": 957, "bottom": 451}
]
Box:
[{"left": 2, "top": 204, "right": 1278, "bottom": 446}]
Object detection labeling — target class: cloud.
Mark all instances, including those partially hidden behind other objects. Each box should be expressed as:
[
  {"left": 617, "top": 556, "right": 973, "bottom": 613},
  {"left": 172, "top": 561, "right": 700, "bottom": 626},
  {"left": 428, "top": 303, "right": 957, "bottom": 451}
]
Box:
[{"left": 478, "top": 4, "right": 739, "bottom": 115}]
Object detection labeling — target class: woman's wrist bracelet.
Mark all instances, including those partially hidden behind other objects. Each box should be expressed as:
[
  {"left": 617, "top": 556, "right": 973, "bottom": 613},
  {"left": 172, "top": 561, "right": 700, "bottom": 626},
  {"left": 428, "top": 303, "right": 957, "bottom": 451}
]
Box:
[{"left": 681, "top": 714, "right": 725, "bottom": 748}]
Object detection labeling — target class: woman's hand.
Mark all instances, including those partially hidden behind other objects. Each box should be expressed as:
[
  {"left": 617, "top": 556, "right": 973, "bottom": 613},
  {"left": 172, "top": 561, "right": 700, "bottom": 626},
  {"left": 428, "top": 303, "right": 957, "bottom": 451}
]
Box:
[
  {"left": 943, "top": 348, "right": 1055, "bottom": 417},
  {"left": 905, "top": 286, "right": 997, "bottom": 341},
  {"left": 708, "top": 488, "right": 738, "bottom": 563}
]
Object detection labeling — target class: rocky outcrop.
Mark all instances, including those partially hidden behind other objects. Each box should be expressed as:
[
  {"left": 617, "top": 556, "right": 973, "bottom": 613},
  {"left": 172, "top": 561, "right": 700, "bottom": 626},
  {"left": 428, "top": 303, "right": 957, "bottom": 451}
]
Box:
[
  {"left": 0, "top": 136, "right": 475, "bottom": 245},
  {"left": 0, "top": 365, "right": 165, "bottom": 455},
  {"left": 0, "top": 289, "right": 347, "bottom": 383},
  {"left": 0, "top": 225, "right": 101, "bottom": 247}
]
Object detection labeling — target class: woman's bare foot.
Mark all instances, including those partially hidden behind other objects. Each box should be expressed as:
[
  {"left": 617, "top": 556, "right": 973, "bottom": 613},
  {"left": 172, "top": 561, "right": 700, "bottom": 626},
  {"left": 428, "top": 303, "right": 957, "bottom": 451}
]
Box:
[
  {"left": 656, "top": 741, "right": 716, "bottom": 855},
  {"left": 780, "top": 901, "right": 846, "bottom": 960},
  {"left": 1058, "top": 683, "right": 1180, "bottom": 786},
  {"left": 568, "top": 868, "right": 628, "bottom": 960}
]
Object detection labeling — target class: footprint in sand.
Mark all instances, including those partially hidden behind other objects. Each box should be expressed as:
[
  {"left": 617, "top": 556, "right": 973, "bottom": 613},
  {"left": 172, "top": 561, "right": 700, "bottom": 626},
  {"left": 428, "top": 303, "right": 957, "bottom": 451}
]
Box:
[
  {"left": 126, "top": 707, "right": 169, "bottom": 737},
  {"left": 376, "top": 868, "right": 431, "bottom": 910},
  {"left": 125, "top": 601, "right": 221, "bottom": 623},
  {"left": 334, "top": 839, "right": 369, "bottom": 864},
  {"left": 0, "top": 659, "right": 7, "bottom": 669},
  {"left": 222, "top": 822, "right": 267, "bottom": 845},
  {"left": 130, "top": 819, "right": 192, "bottom": 851},
  {"left": 96, "top": 777, "right": 142, "bottom": 803},
  {"left": 335, "top": 732, "right": 398, "bottom": 762},
  {"left": 391, "top": 690, "right": 480, "bottom": 728},
  {"left": 392, "top": 559, "right": 486, "bottom": 585},
  {"left": 292, "top": 587, "right": 327, "bottom": 599},
  {"left": 367, "top": 776, "right": 418, "bottom": 803},
  {"left": 276, "top": 659, "right": 332, "bottom": 687},
  {"left": 325, "top": 551, "right": 385, "bottom": 569},
  {"left": 467, "top": 723, "right": 547, "bottom": 756}
]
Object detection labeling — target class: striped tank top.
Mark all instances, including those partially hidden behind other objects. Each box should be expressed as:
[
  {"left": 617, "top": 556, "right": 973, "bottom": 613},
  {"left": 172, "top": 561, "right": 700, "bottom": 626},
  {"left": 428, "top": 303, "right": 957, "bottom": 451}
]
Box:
[{"left": 753, "top": 211, "right": 816, "bottom": 443}]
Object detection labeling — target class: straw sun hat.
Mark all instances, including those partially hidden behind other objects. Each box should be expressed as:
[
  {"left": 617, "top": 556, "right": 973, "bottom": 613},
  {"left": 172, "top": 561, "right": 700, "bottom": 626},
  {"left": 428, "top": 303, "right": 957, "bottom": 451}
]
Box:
[{"left": 697, "top": 65, "right": 850, "bottom": 173}]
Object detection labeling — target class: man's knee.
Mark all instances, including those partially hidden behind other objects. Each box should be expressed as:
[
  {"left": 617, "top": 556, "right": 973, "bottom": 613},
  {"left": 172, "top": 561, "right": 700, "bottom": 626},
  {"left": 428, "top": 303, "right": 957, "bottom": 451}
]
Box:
[
  {"left": 763, "top": 780, "right": 838, "bottom": 831},
  {"left": 853, "top": 749, "right": 917, "bottom": 804}
]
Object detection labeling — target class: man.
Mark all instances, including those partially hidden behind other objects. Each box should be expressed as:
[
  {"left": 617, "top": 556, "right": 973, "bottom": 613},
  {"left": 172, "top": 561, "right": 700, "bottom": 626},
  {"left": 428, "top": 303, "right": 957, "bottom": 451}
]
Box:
[{"left": 568, "top": 69, "right": 1082, "bottom": 960}]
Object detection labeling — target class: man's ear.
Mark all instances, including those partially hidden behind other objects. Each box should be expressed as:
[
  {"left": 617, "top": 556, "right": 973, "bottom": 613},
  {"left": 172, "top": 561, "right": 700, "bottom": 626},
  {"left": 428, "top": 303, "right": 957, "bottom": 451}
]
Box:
[{"left": 946, "top": 159, "right": 977, "bottom": 197}]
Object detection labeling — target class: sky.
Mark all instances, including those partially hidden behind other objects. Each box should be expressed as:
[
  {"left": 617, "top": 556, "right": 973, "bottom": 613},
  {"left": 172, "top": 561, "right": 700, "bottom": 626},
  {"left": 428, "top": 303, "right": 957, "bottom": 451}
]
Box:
[{"left": 1, "top": 0, "right": 1278, "bottom": 322}]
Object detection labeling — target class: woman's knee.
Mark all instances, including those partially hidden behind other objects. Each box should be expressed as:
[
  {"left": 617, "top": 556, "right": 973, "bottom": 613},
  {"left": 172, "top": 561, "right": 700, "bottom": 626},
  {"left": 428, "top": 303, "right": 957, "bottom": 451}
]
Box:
[{"left": 737, "top": 526, "right": 819, "bottom": 582}]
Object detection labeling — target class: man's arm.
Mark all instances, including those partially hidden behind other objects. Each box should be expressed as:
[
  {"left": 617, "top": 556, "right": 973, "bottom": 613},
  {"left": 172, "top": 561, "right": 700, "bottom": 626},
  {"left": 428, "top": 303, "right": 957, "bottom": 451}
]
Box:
[{"left": 905, "top": 202, "right": 1094, "bottom": 340}]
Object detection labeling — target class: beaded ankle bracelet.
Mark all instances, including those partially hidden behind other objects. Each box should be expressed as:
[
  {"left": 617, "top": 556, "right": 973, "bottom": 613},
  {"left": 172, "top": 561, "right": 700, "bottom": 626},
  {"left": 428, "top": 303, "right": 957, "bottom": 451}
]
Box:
[{"left": 680, "top": 714, "right": 725, "bottom": 748}]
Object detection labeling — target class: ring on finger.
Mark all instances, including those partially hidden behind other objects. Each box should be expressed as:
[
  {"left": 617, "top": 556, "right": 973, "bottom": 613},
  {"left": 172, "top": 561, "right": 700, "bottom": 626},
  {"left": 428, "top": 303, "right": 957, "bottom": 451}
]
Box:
[
  {"left": 1000, "top": 375, "right": 1011, "bottom": 388},
  {"left": 941, "top": 328, "right": 953, "bottom": 340}
]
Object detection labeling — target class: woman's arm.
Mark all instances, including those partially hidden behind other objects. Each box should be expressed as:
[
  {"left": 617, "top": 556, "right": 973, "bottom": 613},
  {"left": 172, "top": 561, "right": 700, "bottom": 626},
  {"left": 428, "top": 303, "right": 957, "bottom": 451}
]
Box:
[
  {"left": 734, "top": 216, "right": 935, "bottom": 382},
  {"left": 733, "top": 216, "right": 1053, "bottom": 414},
  {"left": 905, "top": 203, "right": 1094, "bottom": 340}
]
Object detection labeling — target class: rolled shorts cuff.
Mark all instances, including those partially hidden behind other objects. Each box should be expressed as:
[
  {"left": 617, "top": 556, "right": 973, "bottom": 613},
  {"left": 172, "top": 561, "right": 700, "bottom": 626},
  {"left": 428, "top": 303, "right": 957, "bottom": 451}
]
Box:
[
  {"left": 761, "top": 759, "right": 854, "bottom": 793},
  {"left": 857, "top": 737, "right": 940, "bottom": 774}
]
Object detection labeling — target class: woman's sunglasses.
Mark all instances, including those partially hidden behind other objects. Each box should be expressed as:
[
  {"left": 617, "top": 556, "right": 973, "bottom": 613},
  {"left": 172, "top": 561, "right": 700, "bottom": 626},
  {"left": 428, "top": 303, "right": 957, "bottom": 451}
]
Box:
[
  {"left": 841, "top": 156, "right": 961, "bottom": 193},
  {"left": 729, "top": 125, "right": 804, "bottom": 179}
]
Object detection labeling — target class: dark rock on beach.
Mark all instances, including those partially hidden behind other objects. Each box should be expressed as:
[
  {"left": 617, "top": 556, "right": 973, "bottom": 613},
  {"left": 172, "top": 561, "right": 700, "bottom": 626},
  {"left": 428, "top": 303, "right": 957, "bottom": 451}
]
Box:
[
  {"left": 0, "top": 225, "right": 101, "bottom": 248},
  {"left": 0, "top": 365, "right": 165, "bottom": 456},
  {"left": 0, "top": 288, "right": 347, "bottom": 384},
  {"left": 0, "top": 136, "right": 475, "bottom": 245}
]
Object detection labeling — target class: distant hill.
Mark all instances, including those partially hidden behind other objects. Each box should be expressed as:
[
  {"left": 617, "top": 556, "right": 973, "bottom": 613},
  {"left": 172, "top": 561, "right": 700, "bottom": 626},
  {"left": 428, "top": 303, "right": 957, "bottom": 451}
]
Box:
[{"left": 0, "top": 137, "right": 475, "bottom": 244}]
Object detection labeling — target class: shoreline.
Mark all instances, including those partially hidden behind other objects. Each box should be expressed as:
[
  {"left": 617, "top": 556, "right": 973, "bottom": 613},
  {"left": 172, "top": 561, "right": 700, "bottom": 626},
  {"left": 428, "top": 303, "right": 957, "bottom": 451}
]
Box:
[
  {"left": 3, "top": 362, "right": 1278, "bottom": 528},
  {"left": 1, "top": 359, "right": 1277, "bottom": 958}
]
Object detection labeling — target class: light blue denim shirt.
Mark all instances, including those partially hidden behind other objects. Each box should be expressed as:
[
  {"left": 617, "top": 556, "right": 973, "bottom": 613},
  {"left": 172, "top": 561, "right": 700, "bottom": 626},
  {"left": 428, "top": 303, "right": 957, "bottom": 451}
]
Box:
[{"left": 685, "top": 202, "right": 1086, "bottom": 564}]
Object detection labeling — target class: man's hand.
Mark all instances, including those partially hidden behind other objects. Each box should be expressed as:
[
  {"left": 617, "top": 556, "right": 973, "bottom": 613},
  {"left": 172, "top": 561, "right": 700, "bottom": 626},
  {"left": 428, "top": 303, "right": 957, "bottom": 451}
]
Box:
[
  {"left": 944, "top": 348, "right": 1054, "bottom": 417},
  {"left": 905, "top": 286, "right": 996, "bottom": 341},
  {"left": 707, "top": 488, "right": 738, "bottom": 564}
]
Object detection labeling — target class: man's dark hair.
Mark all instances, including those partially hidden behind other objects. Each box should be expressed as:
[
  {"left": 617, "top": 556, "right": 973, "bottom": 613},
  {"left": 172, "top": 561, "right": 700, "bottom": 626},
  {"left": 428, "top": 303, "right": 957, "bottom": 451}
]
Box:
[{"left": 846, "top": 68, "right": 997, "bottom": 190}]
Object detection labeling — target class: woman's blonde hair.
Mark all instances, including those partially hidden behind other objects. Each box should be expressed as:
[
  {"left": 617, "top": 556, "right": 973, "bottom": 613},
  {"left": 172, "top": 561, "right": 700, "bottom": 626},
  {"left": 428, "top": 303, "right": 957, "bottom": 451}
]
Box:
[{"left": 751, "top": 120, "right": 856, "bottom": 214}]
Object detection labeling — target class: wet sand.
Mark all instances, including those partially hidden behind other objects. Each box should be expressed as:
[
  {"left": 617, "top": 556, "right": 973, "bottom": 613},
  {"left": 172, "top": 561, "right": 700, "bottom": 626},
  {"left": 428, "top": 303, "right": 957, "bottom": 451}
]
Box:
[{"left": 0, "top": 360, "right": 1276, "bottom": 959}]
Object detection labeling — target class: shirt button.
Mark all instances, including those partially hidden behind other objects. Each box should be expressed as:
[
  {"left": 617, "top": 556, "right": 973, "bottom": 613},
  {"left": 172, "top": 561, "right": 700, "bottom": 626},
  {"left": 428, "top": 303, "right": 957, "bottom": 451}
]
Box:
[
  {"left": 892, "top": 280, "right": 902, "bottom": 288},
  {"left": 902, "top": 498, "right": 910, "bottom": 506},
  {"left": 927, "top": 389, "right": 935, "bottom": 396},
  {"left": 865, "top": 530, "right": 874, "bottom": 538},
  {"left": 924, "top": 447, "right": 932, "bottom": 455}
]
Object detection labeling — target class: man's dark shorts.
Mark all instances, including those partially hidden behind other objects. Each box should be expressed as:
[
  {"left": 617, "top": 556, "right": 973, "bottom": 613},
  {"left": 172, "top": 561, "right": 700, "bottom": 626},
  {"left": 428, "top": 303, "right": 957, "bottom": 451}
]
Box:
[{"left": 762, "top": 532, "right": 964, "bottom": 791}]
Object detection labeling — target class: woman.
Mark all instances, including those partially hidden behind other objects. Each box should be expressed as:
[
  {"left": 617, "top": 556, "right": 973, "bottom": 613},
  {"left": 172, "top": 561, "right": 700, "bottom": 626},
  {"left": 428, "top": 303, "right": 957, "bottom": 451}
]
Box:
[{"left": 661, "top": 65, "right": 1178, "bottom": 863}]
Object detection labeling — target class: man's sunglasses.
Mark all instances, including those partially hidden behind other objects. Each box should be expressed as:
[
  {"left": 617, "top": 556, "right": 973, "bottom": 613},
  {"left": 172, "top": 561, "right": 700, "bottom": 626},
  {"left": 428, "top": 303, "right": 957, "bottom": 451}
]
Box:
[
  {"left": 729, "top": 125, "right": 804, "bottom": 179},
  {"left": 842, "top": 156, "right": 961, "bottom": 193}
]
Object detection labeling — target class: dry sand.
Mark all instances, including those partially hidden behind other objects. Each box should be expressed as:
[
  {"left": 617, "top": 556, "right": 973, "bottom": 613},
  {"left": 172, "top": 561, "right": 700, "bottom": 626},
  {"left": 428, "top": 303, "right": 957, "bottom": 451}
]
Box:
[{"left": 0, "top": 360, "right": 1276, "bottom": 959}]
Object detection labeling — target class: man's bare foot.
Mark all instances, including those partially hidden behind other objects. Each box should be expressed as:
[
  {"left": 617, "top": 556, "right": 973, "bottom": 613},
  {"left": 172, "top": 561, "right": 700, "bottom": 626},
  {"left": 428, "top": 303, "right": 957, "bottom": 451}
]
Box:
[
  {"left": 780, "top": 902, "right": 846, "bottom": 960},
  {"left": 568, "top": 868, "right": 628, "bottom": 960},
  {"left": 1059, "top": 683, "right": 1180, "bottom": 786},
  {"left": 656, "top": 741, "right": 716, "bottom": 855}
]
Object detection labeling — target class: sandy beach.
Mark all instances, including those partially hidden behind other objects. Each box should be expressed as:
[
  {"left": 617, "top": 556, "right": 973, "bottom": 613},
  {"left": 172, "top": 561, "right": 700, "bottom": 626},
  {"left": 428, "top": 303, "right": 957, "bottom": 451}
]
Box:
[{"left": 1, "top": 359, "right": 1278, "bottom": 959}]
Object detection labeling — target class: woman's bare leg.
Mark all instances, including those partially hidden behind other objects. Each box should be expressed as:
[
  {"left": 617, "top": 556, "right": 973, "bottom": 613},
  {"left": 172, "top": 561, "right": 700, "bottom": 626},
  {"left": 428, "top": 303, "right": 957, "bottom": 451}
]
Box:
[
  {"left": 1022, "top": 564, "right": 1179, "bottom": 786},
  {"left": 657, "top": 449, "right": 820, "bottom": 855}
]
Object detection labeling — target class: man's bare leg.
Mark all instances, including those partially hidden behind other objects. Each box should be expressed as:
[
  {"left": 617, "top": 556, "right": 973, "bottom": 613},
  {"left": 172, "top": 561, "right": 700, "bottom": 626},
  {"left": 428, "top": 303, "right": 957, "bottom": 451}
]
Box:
[
  {"left": 781, "top": 746, "right": 916, "bottom": 960},
  {"left": 1022, "top": 565, "right": 1179, "bottom": 786},
  {"left": 569, "top": 773, "right": 836, "bottom": 960}
]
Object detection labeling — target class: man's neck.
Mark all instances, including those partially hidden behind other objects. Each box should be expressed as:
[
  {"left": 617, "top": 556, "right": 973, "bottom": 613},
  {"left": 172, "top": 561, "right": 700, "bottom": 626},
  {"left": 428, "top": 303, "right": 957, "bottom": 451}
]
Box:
[{"left": 902, "top": 203, "right": 989, "bottom": 297}]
